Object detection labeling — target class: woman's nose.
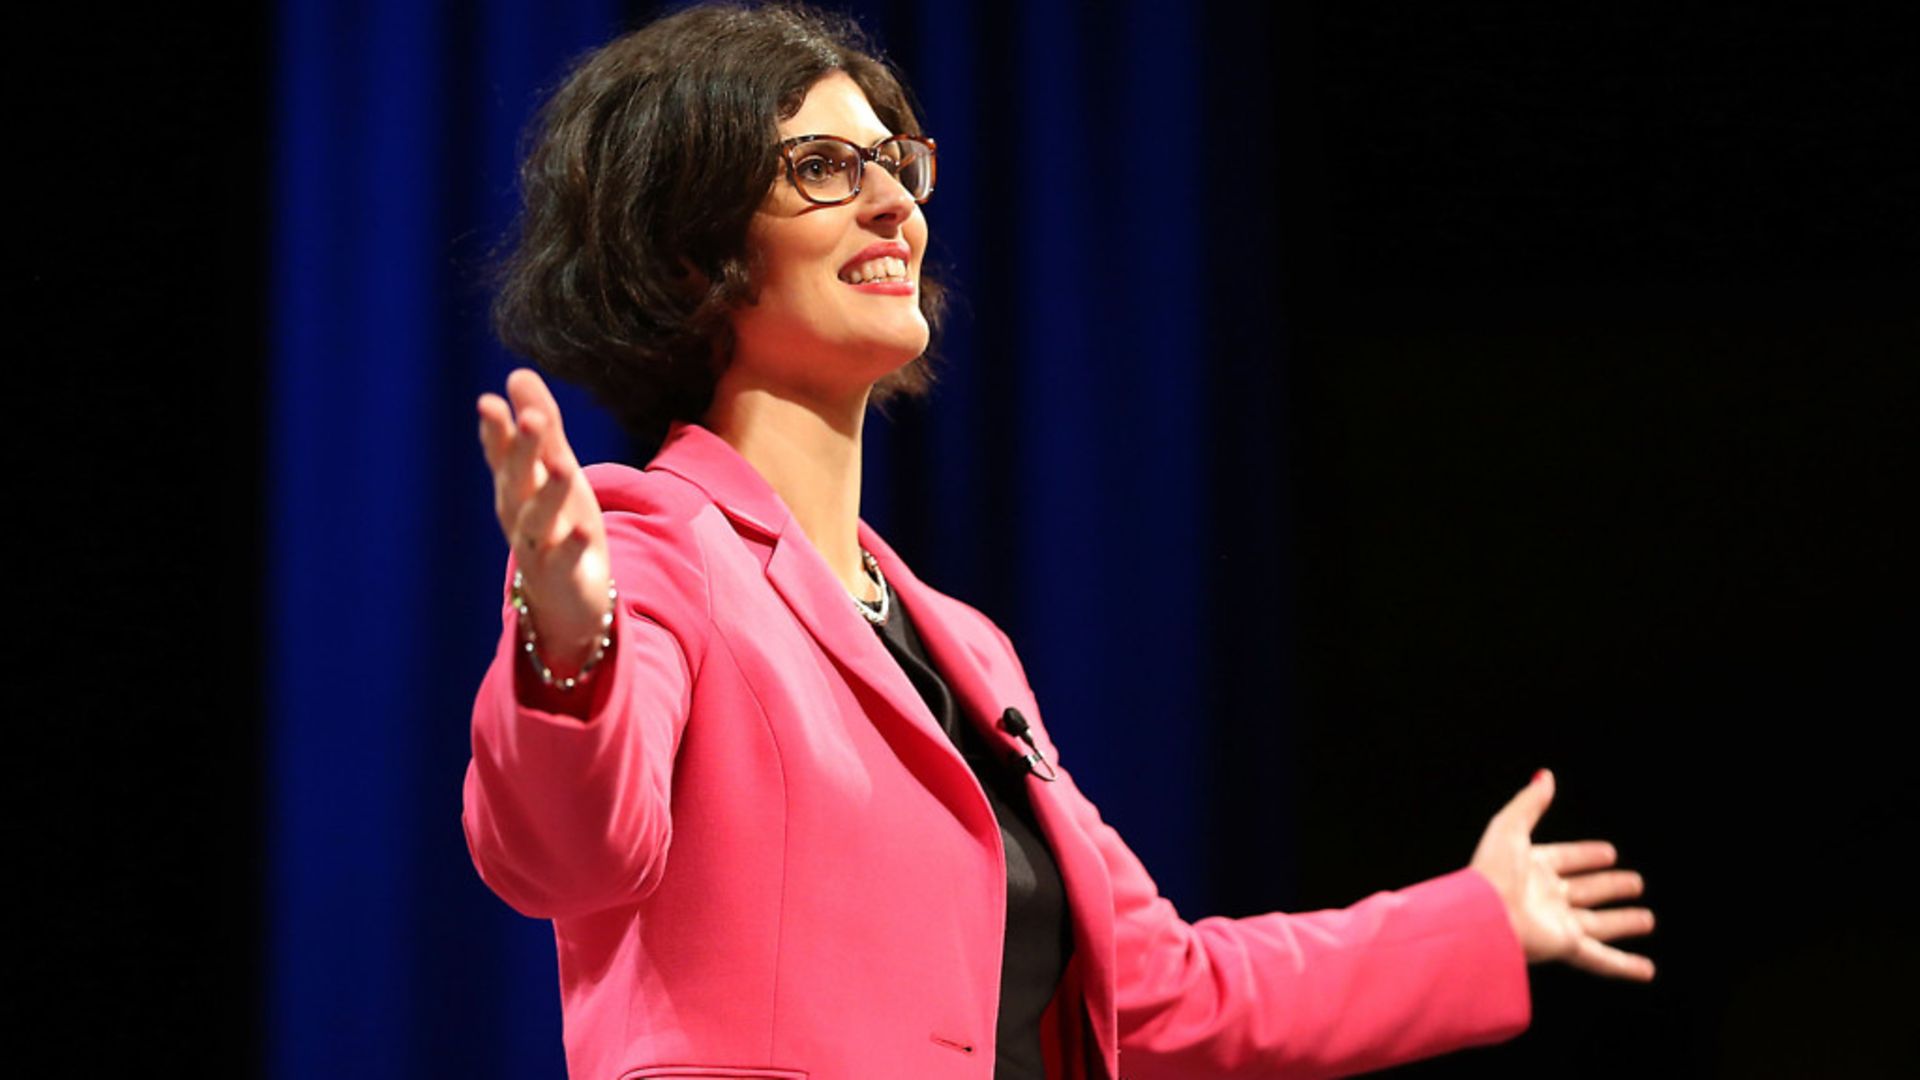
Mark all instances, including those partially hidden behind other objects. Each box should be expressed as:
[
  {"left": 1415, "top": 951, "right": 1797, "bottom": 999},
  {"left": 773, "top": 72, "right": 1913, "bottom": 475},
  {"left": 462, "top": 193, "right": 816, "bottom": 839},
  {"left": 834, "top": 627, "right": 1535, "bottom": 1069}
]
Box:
[{"left": 857, "top": 163, "right": 915, "bottom": 225}]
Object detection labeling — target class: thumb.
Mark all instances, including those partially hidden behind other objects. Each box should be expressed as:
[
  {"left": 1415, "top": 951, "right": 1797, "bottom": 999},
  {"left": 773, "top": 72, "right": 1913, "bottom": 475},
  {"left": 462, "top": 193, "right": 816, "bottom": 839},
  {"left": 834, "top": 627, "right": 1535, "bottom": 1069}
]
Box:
[{"left": 1499, "top": 768, "right": 1556, "bottom": 835}]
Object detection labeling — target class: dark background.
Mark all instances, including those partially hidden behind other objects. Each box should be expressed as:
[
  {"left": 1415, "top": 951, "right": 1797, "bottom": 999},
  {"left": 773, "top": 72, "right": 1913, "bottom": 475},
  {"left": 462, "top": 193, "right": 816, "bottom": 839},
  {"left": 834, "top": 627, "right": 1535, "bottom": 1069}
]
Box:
[{"left": 34, "top": 1, "right": 1913, "bottom": 1075}]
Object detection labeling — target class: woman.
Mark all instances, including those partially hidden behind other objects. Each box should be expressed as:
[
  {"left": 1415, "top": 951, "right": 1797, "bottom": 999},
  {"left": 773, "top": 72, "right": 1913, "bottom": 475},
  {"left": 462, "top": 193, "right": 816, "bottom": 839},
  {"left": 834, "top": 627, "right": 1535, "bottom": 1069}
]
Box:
[{"left": 465, "top": 5, "right": 1654, "bottom": 1078}]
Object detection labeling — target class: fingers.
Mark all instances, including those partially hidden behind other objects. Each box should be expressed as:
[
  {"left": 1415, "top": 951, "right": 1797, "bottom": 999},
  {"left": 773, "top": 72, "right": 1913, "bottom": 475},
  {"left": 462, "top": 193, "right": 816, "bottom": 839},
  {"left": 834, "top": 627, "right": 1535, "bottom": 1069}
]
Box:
[
  {"left": 1576, "top": 906, "right": 1655, "bottom": 943},
  {"left": 512, "top": 453, "right": 578, "bottom": 556},
  {"left": 1494, "top": 768, "right": 1556, "bottom": 836},
  {"left": 504, "top": 368, "right": 584, "bottom": 474},
  {"left": 1565, "top": 868, "right": 1643, "bottom": 908},
  {"left": 1539, "top": 840, "right": 1620, "bottom": 876},
  {"left": 507, "top": 367, "right": 568, "bottom": 441},
  {"left": 478, "top": 369, "right": 564, "bottom": 460},
  {"left": 482, "top": 370, "right": 572, "bottom": 544},
  {"left": 500, "top": 407, "right": 552, "bottom": 509},
  {"left": 479, "top": 376, "right": 556, "bottom": 488},
  {"left": 1569, "top": 936, "right": 1656, "bottom": 982},
  {"left": 477, "top": 393, "right": 514, "bottom": 471}
]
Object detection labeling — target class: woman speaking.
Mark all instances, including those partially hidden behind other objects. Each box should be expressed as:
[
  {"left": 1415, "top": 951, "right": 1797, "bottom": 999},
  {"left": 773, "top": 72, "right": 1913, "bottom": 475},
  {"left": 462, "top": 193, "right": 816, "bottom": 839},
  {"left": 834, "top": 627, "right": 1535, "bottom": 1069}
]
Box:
[{"left": 464, "top": 4, "right": 1654, "bottom": 1077}]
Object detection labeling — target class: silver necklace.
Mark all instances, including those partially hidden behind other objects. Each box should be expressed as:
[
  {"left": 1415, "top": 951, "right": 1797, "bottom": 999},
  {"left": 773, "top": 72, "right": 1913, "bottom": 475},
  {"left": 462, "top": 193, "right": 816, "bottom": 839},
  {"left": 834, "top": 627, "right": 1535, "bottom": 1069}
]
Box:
[{"left": 852, "top": 548, "right": 889, "bottom": 626}]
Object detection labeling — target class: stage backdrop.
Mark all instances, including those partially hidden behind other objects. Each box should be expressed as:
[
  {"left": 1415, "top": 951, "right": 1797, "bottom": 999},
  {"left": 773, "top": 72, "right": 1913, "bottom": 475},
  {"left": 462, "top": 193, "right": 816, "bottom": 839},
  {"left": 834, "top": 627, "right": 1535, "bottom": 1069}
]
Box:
[
  {"left": 265, "top": 1, "right": 1916, "bottom": 1076},
  {"left": 268, "top": 1, "right": 1290, "bottom": 1075}
]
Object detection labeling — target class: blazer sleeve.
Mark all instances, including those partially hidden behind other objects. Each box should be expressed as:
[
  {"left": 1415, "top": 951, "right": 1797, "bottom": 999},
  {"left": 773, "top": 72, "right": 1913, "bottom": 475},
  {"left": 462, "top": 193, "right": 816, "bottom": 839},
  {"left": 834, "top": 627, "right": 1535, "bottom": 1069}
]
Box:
[
  {"left": 1065, "top": 768, "right": 1531, "bottom": 1079},
  {"left": 987, "top": 626, "right": 1531, "bottom": 1078},
  {"left": 462, "top": 483, "right": 712, "bottom": 921}
]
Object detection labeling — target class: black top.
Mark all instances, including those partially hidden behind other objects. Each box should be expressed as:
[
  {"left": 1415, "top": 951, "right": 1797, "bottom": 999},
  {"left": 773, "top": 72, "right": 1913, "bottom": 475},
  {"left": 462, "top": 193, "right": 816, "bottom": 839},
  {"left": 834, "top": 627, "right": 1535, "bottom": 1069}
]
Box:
[{"left": 868, "top": 583, "right": 1073, "bottom": 1080}]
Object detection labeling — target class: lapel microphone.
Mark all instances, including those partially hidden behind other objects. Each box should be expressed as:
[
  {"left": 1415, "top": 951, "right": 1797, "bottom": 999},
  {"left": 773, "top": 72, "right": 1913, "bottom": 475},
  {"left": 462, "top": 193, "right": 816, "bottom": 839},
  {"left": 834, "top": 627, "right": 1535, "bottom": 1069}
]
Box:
[{"left": 999, "top": 708, "right": 1058, "bottom": 782}]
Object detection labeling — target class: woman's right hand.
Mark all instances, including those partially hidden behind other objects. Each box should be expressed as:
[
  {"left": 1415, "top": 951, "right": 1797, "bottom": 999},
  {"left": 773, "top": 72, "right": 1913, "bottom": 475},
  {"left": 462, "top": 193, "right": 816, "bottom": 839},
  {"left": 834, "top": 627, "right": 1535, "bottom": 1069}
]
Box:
[{"left": 478, "top": 368, "right": 613, "bottom": 674}]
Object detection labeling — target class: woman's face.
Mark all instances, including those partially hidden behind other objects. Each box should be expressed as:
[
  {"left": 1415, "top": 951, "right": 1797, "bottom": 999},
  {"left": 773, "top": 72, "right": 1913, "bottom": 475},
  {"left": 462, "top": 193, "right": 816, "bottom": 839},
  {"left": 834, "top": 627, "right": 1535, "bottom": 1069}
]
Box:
[{"left": 728, "top": 71, "right": 930, "bottom": 404}]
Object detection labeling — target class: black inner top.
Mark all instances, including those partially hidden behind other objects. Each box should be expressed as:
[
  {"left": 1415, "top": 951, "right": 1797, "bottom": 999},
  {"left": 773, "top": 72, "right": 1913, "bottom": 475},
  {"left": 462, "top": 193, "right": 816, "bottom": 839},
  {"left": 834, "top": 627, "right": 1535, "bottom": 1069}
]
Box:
[{"left": 868, "top": 582, "right": 1073, "bottom": 1080}]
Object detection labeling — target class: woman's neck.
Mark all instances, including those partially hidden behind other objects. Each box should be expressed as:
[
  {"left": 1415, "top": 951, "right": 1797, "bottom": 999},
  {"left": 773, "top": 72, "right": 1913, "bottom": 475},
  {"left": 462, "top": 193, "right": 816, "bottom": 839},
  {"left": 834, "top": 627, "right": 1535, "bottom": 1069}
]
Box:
[{"left": 704, "top": 376, "right": 874, "bottom": 600}]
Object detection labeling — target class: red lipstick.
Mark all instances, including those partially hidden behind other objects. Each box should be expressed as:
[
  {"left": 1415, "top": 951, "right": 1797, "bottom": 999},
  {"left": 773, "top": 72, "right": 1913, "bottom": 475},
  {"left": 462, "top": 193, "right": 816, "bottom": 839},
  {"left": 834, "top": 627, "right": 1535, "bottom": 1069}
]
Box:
[
  {"left": 838, "top": 240, "right": 915, "bottom": 296},
  {"left": 838, "top": 241, "right": 912, "bottom": 276}
]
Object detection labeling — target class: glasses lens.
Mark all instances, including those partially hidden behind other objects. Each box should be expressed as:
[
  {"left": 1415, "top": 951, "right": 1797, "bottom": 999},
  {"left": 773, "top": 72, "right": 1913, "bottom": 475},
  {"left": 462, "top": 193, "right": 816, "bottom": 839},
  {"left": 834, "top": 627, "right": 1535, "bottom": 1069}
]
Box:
[
  {"left": 789, "top": 139, "right": 859, "bottom": 202},
  {"left": 880, "top": 137, "right": 934, "bottom": 201}
]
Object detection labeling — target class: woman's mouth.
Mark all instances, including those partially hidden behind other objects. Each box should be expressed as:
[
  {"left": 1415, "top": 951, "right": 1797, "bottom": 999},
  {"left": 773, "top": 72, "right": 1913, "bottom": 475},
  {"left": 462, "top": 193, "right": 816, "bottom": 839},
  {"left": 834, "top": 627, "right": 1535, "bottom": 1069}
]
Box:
[
  {"left": 839, "top": 256, "right": 909, "bottom": 284},
  {"left": 837, "top": 242, "right": 915, "bottom": 294}
]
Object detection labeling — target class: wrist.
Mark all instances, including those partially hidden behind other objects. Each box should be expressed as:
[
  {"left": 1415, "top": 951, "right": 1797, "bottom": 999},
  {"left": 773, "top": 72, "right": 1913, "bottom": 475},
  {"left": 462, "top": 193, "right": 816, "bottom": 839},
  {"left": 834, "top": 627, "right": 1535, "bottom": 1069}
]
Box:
[{"left": 510, "top": 570, "right": 617, "bottom": 692}]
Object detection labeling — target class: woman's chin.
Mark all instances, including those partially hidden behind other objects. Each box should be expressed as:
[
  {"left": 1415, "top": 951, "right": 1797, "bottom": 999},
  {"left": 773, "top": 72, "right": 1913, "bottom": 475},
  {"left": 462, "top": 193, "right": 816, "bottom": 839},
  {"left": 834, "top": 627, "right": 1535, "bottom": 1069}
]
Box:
[{"left": 847, "top": 327, "right": 930, "bottom": 376}]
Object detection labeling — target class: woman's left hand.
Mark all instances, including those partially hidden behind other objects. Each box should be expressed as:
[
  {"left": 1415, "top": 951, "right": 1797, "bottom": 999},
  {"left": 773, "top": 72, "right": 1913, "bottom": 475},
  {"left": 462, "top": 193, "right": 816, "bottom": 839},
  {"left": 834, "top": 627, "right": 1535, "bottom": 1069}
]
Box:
[{"left": 1470, "top": 769, "right": 1656, "bottom": 980}]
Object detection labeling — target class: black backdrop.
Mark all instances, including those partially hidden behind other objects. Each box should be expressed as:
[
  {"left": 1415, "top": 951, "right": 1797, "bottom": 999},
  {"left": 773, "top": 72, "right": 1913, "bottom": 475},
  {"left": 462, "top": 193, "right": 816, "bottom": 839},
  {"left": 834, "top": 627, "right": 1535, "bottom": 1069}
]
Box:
[{"left": 33, "top": 2, "right": 1914, "bottom": 1074}]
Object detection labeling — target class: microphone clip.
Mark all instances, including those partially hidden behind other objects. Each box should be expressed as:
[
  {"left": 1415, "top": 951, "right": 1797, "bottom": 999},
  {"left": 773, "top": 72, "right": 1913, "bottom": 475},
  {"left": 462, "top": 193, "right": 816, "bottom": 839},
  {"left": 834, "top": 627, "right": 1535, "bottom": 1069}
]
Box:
[{"left": 999, "top": 707, "right": 1058, "bottom": 782}]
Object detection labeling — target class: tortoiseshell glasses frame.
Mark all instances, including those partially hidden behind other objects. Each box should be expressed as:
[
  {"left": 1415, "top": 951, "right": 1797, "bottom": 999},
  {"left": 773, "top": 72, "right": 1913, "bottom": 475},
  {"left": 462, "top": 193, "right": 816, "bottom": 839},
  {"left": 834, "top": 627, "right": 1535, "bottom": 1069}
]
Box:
[{"left": 776, "top": 133, "right": 937, "bottom": 206}]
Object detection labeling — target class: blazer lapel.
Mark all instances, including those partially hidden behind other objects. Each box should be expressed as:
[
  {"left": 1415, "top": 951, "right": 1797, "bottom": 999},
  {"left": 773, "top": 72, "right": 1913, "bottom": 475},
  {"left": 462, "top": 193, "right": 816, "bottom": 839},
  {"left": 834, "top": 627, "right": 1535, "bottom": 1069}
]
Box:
[
  {"left": 864, "top": 525, "right": 1120, "bottom": 1070},
  {"left": 761, "top": 524, "right": 955, "bottom": 758},
  {"left": 859, "top": 525, "right": 1018, "bottom": 751},
  {"left": 646, "top": 423, "right": 982, "bottom": 810},
  {"left": 649, "top": 423, "right": 1119, "bottom": 1069}
]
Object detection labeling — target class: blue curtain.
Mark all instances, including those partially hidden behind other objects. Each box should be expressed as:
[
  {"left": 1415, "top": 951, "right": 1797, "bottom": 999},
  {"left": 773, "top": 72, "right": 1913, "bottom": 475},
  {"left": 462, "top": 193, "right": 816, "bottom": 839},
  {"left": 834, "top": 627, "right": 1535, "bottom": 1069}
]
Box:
[{"left": 269, "top": 1, "right": 1288, "bottom": 1074}]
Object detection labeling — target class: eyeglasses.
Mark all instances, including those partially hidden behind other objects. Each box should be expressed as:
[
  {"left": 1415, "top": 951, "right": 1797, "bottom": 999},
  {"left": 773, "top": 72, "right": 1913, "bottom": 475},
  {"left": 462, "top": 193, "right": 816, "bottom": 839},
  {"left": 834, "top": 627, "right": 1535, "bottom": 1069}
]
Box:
[{"left": 776, "top": 133, "right": 937, "bottom": 206}]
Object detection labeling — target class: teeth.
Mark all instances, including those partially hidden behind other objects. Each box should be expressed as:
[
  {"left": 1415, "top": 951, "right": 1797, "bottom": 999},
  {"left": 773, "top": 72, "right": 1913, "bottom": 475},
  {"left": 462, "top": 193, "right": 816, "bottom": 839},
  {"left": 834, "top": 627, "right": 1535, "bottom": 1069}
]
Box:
[{"left": 842, "top": 256, "right": 908, "bottom": 284}]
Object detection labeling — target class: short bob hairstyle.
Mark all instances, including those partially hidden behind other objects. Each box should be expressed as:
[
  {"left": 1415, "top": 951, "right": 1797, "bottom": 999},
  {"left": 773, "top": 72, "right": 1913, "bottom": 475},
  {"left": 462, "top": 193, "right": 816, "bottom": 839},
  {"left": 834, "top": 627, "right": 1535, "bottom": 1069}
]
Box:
[{"left": 493, "top": 1, "right": 945, "bottom": 449}]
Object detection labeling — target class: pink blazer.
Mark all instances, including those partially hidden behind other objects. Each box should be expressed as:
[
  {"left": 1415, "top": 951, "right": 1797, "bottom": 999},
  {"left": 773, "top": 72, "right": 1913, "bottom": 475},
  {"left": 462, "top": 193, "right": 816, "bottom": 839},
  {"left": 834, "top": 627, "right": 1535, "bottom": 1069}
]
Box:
[{"left": 464, "top": 421, "right": 1530, "bottom": 1080}]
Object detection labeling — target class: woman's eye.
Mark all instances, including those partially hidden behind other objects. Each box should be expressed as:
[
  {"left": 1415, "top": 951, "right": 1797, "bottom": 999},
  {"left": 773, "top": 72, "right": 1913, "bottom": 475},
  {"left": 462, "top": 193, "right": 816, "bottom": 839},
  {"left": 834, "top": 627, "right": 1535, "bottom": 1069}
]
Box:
[{"left": 794, "top": 152, "right": 852, "bottom": 184}]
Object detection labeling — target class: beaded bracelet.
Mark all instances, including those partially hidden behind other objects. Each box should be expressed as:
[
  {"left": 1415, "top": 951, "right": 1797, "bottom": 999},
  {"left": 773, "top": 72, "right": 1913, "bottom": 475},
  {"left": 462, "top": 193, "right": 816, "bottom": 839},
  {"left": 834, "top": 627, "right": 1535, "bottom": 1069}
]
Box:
[{"left": 510, "top": 570, "right": 618, "bottom": 692}]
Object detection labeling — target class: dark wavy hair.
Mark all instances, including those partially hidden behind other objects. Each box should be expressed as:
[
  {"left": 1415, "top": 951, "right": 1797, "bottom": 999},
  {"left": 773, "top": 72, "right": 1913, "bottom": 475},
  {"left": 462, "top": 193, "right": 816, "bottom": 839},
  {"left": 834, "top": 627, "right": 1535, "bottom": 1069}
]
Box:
[{"left": 493, "top": 1, "right": 945, "bottom": 449}]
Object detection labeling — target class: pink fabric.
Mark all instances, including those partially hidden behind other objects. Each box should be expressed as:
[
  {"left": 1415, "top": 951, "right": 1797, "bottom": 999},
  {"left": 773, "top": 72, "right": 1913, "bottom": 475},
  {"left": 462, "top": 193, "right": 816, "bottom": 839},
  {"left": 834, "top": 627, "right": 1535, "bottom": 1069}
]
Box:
[{"left": 464, "top": 422, "right": 1531, "bottom": 1079}]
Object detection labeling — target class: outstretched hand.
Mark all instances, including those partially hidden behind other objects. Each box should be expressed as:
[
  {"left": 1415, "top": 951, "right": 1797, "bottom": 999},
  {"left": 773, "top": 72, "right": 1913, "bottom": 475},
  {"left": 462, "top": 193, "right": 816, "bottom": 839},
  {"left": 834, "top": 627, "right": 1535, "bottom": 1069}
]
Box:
[
  {"left": 477, "top": 368, "right": 613, "bottom": 673},
  {"left": 1470, "top": 769, "right": 1656, "bottom": 981}
]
